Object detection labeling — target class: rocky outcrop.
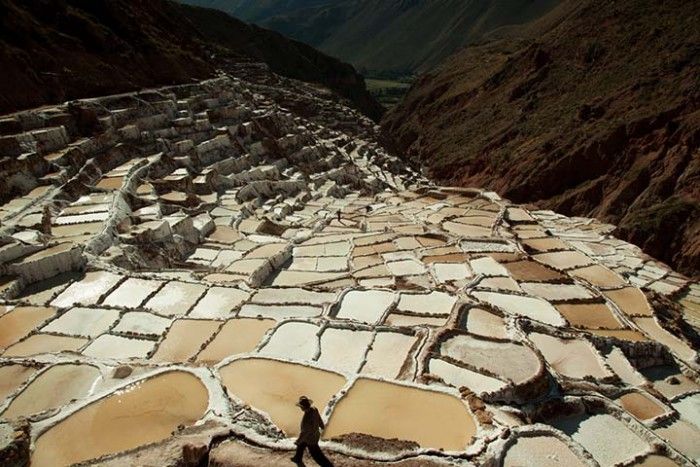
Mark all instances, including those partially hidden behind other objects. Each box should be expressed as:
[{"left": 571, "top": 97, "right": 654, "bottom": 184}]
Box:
[{"left": 381, "top": 0, "right": 700, "bottom": 276}]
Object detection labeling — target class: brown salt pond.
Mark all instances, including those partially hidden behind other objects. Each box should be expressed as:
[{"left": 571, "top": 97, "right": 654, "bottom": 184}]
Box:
[
  {"left": 570, "top": 264, "right": 626, "bottom": 288},
  {"left": 529, "top": 333, "right": 611, "bottom": 380},
  {"left": 2, "top": 334, "right": 88, "bottom": 357},
  {"left": 503, "top": 435, "right": 586, "bottom": 467},
  {"left": 32, "top": 371, "right": 208, "bottom": 467},
  {"left": 0, "top": 364, "right": 37, "bottom": 401},
  {"left": 603, "top": 287, "right": 654, "bottom": 317},
  {"left": 555, "top": 302, "right": 622, "bottom": 330},
  {"left": 2, "top": 364, "right": 101, "bottom": 419},
  {"left": 616, "top": 392, "right": 668, "bottom": 421},
  {"left": 324, "top": 378, "right": 476, "bottom": 451},
  {"left": 503, "top": 260, "right": 565, "bottom": 281},
  {"left": 0, "top": 306, "right": 57, "bottom": 349},
  {"left": 152, "top": 319, "right": 220, "bottom": 362},
  {"left": 219, "top": 358, "right": 345, "bottom": 436},
  {"left": 463, "top": 307, "right": 507, "bottom": 339},
  {"left": 196, "top": 318, "right": 275, "bottom": 364}
]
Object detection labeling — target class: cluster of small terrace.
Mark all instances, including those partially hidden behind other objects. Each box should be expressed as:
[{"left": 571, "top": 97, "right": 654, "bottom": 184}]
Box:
[{"left": 0, "top": 69, "right": 698, "bottom": 466}]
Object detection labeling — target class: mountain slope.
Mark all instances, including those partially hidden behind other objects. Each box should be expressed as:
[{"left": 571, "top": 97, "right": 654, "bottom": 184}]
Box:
[
  {"left": 381, "top": 0, "right": 700, "bottom": 275},
  {"left": 0, "top": 0, "right": 381, "bottom": 119},
  {"left": 180, "top": 0, "right": 563, "bottom": 75}
]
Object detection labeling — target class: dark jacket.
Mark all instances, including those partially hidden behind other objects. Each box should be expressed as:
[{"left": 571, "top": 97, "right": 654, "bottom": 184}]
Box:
[{"left": 297, "top": 406, "right": 325, "bottom": 445}]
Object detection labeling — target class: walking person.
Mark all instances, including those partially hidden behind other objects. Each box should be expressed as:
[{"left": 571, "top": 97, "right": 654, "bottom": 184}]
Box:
[{"left": 291, "top": 396, "right": 334, "bottom": 466}]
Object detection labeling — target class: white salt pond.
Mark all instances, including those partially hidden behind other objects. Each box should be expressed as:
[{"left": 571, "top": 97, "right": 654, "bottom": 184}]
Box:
[
  {"left": 31, "top": 371, "right": 208, "bottom": 467},
  {"left": 503, "top": 435, "right": 586, "bottom": 467},
  {"left": 362, "top": 332, "right": 417, "bottom": 379},
  {"left": 552, "top": 413, "right": 649, "bottom": 465},
  {"left": 472, "top": 291, "right": 565, "bottom": 326},
  {"left": 112, "top": 312, "right": 172, "bottom": 337},
  {"left": 441, "top": 334, "right": 541, "bottom": 384},
  {"left": 318, "top": 327, "right": 374, "bottom": 373},
  {"left": 102, "top": 278, "right": 163, "bottom": 309},
  {"left": 188, "top": 286, "right": 249, "bottom": 319},
  {"left": 51, "top": 272, "right": 123, "bottom": 308},
  {"left": 239, "top": 304, "right": 321, "bottom": 319},
  {"left": 41, "top": 307, "right": 120, "bottom": 338},
  {"left": 428, "top": 358, "right": 506, "bottom": 394},
  {"left": 529, "top": 333, "right": 610, "bottom": 379},
  {"left": 259, "top": 321, "right": 319, "bottom": 361},
  {"left": 396, "top": 291, "right": 457, "bottom": 316},
  {"left": 83, "top": 335, "right": 155, "bottom": 360},
  {"left": 144, "top": 281, "right": 207, "bottom": 316},
  {"left": 336, "top": 290, "right": 395, "bottom": 324}
]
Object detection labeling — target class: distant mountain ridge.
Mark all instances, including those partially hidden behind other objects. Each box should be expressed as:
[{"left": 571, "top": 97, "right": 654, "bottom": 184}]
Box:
[
  {"left": 381, "top": 0, "right": 700, "bottom": 275},
  {"left": 0, "top": 0, "right": 381, "bottom": 119},
  {"left": 179, "top": 0, "right": 563, "bottom": 75}
]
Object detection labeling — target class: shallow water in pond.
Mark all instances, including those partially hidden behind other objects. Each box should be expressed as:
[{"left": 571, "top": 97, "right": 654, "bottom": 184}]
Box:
[
  {"left": 32, "top": 371, "right": 208, "bottom": 467},
  {"left": 0, "top": 306, "right": 56, "bottom": 350},
  {"left": 617, "top": 392, "right": 667, "bottom": 421},
  {"left": 324, "top": 378, "right": 476, "bottom": 451},
  {"left": 2, "top": 364, "right": 101, "bottom": 419},
  {"left": 2, "top": 334, "right": 88, "bottom": 357},
  {"left": 151, "top": 319, "right": 220, "bottom": 362},
  {"left": 0, "top": 365, "right": 37, "bottom": 401},
  {"left": 196, "top": 318, "right": 275, "bottom": 364},
  {"left": 220, "top": 358, "right": 345, "bottom": 436}
]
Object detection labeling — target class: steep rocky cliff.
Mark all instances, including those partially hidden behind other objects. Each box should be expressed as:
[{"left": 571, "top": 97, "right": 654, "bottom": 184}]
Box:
[
  {"left": 381, "top": 0, "right": 700, "bottom": 275},
  {"left": 0, "top": 0, "right": 381, "bottom": 119}
]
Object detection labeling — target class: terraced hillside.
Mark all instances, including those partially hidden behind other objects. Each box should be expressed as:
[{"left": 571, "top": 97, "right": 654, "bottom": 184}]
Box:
[
  {"left": 0, "top": 0, "right": 381, "bottom": 119},
  {"left": 0, "top": 63, "right": 698, "bottom": 465},
  {"left": 381, "top": 0, "right": 700, "bottom": 276}
]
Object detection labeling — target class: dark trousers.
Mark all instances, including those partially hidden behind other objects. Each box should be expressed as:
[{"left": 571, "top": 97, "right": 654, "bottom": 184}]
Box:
[{"left": 292, "top": 442, "right": 333, "bottom": 467}]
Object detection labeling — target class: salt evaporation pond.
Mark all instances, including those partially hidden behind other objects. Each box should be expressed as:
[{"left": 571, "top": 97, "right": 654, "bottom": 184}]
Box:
[
  {"left": 502, "top": 435, "right": 586, "bottom": 467},
  {"left": 196, "top": 318, "right": 275, "bottom": 363},
  {"left": 2, "top": 364, "right": 101, "bottom": 419},
  {"left": 0, "top": 306, "right": 57, "bottom": 350},
  {"left": 31, "top": 371, "right": 209, "bottom": 466},
  {"left": 552, "top": 413, "right": 649, "bottom": 465},
  {"left": 324, "top": 378, "right": 476, "bottom": 451},
  {"left": 220, "top": 358, "right": 345, "bottom": 436}
]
